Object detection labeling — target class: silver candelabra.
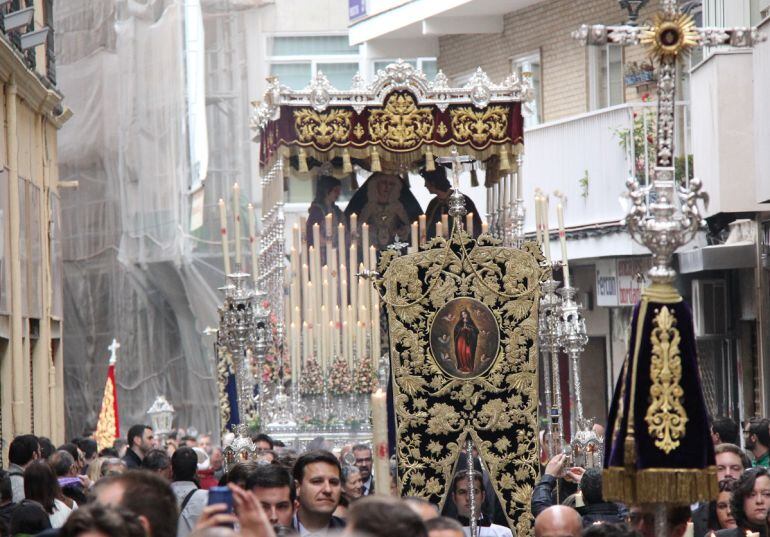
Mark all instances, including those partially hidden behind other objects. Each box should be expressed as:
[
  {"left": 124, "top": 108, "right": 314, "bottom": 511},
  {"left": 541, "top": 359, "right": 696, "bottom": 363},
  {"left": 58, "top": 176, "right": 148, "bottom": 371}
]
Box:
[{"left": 538, "top": 274, "right": 563, "bottom": 457}]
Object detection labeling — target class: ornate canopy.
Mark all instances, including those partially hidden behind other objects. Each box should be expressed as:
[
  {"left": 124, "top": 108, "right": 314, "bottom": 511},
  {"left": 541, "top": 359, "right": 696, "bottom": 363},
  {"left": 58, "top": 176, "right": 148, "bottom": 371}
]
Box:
[{"left": 250, "top": 61, "right": 531, "bottom": 180}]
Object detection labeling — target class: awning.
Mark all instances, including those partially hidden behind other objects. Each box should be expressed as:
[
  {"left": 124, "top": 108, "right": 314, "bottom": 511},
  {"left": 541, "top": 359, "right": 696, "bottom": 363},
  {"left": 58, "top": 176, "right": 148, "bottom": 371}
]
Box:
[{"left": 677, "top": 241, "right": 756, "bottom": 273}]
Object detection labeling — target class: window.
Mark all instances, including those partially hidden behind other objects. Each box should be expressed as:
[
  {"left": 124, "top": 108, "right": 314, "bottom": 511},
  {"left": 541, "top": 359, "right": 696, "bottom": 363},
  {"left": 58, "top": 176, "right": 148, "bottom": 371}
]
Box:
[
  {"left": 268, "top": 34, "right": 363, "bottom": 90},
  {"left": 372, "top": 58, "right": 438, "bottom": 80},
  {"left": 512, "top": 51, "right": 542, "bottom": 127},
  {"left": 589, "top": 45, "right": 624, "bottom": 110}
]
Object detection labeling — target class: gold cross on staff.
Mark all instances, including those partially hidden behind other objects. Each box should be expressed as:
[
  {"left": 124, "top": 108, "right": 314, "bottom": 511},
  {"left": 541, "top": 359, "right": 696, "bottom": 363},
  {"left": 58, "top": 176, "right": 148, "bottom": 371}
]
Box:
[{"left": 573, "top": 0, "right": 765, "bottom": 170}]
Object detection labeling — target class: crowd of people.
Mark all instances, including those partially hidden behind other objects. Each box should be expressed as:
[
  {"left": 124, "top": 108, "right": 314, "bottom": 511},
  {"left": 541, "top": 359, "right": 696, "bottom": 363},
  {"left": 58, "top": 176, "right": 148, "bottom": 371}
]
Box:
[{"left": 1, "top": 415, "right": 768, "bottom": 537}]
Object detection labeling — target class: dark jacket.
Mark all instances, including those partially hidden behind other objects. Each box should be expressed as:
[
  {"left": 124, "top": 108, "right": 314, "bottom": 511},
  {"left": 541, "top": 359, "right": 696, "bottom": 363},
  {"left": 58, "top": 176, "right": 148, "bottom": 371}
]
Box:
[
  {"left": 531, "top": 474, "right": 557, "bottom": 518},
  {"left": 122, "top": 448, "right": 142, "bottom": 469},
  {"left": 292, "top": 514, "right": 346, "bottom": 533}
]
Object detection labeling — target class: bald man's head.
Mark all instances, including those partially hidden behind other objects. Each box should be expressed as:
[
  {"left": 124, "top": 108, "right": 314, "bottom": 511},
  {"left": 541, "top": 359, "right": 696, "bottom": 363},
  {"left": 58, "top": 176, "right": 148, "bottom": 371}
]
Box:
[{"left": 534, "top": 505, "right": 582, "bottom": 537}]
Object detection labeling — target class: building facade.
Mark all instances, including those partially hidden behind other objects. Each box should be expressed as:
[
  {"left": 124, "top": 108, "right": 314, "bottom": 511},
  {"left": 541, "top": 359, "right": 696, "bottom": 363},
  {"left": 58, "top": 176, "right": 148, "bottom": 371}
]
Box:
[
  {"left": 350, "top": 0, "right": 770, "bottom": 425},
  {"left": 0, "top": 0, "right": 70, "bottom": 461}
]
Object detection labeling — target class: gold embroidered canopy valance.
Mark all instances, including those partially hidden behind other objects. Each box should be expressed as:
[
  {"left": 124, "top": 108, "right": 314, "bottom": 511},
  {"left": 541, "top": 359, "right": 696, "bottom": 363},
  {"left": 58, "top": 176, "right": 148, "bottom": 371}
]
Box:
[{"left": 250, "top": 61, "right": 531, "bottom": 180}]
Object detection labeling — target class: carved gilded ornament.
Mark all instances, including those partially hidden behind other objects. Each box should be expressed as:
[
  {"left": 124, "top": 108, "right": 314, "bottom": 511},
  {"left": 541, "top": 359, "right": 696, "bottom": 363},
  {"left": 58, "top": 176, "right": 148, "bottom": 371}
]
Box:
[
  {"left": 645, "top": 306, "right": 688, "bottom": 453},
  {"left": 369, "top": 92, "right": 434, "bottom": 150},
  {"left": 641, "top": 11, "right": 699, "bottom": 60},
  {"left": 293, "top": 108, "right": 353, "bottom": 147},
  {"left": 450, "top": 106, "right": 508, "bottom": 146},
  {"left": 379, "top": 231, "right": 545, "bottom": 536}
]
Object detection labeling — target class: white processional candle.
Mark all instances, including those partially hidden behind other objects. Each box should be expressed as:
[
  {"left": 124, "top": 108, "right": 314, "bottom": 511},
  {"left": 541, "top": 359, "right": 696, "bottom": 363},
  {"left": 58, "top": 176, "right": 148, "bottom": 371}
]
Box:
[
  {"left": 436, "top": 221, "right": 443, "bottom": 239},
  {"left": 321, "top": 305, "right": 329, "bottom": 367},
  {"left": 350, "top": 251, "right": 358, "bottom": 328},
  {"left": 535, "top": 194, "right": 543, "bottom": 245},
  {"left": 301, "top": 263, "right": 310, "bottom": 319},
  {"left": 410, "top": 221, "right": 418, "bottom": 252},
  {"left": 350, "top": 213, "right": 358, "bottom": 235},
  {"left": 441, "top": 213, "right": 449, "bottom": 235},
  {"left": 542, "top": 196, "right": 552, "bottom": 265},
  {"left": 346, "top": 305, "right": 354, "bottom": 364},
  {"left": 302, "top": 321, "right": 310, "bottom": 364},
  {"left": 371, "top": 389, "right": 392, "bottom": 496},
  {"left": 249, "top": 204, "right": 258, "bottom": 280},
  {"left": 218, "top": 198, "right": 231, "bottom": 276},
  {"left": 232, "top": 183, "right": 241, "bottom": 267},
  {"left": 557, "top": 201, "right": 571, "bottom": 287},
  {"left": 466, "top": 212, "right": 474, "bottom": 236},
  {"left": 371, "top": 289, "right": 381, "bottom": 369},
  {"left": 330, "top": 249, "right": 339, "bottom": 319},
  {"left": 360, "top": 304, "right": 368, "bottom": 356},
  {"left": 338, "top": 222, "right": 346, "bottom": 258},
  {"left": 482, "top": 222, "right": 489, "bottom": 235},
  {"left": 369, "top": 246, "right": 377, "bottom": 280},
  {"left": 362, "top": 223, "right": 370, "bottom": 271}
]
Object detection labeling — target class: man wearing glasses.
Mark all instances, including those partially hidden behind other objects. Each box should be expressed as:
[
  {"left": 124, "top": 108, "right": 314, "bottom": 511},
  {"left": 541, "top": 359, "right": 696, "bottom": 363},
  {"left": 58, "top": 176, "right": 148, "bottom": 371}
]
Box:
[
  {"left": 744, "top": 417, "right": 770, "bottom": 468},
  {"left": 352, "top": 444, "right": 375, "bottom": 496}
]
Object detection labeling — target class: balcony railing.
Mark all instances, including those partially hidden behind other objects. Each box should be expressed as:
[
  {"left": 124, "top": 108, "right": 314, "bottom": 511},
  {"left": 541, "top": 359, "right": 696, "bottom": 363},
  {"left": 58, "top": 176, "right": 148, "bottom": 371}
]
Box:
[{"left": 522, "top": 101, "right": 692, "bottom": 231}]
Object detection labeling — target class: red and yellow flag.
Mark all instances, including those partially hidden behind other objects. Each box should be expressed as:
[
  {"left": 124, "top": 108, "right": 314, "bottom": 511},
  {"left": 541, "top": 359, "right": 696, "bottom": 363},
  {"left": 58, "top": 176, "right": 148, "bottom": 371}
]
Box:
[{"left": 95, "top": 362, "right": 120, "bottom": 451}]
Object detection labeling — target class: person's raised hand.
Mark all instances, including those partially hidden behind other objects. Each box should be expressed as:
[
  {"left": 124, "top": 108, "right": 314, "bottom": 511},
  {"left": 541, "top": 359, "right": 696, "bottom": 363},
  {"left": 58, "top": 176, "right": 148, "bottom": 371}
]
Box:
[
  {"left": 229, "top": 483, "right": 276, "bottom": 537},
  {"left": 194, "top": 503, "right": 238, "bottom": 531},
  {"left": 565, "top": 466, "right": 585, "bottom": 484},
  {"left": 544, "top": 453, "right": 567, "bottom": 477}
]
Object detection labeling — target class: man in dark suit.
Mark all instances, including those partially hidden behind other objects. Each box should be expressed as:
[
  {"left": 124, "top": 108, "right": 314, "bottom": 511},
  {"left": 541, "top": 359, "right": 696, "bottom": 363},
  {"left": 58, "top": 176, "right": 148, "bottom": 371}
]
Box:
[
  {"left": 353, "top": 444, "right": 375, "bottom": 496},
  {"left": 121, "top": 424, "right": 154, "bottom": 469},
  {"left": 292, "top": 451, "right": 346, "bottom": 534}
]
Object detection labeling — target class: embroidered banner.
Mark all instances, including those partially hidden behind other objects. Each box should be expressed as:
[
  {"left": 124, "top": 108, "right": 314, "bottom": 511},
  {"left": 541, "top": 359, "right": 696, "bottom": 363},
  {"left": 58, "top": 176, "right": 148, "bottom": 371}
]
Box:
[{"left": 377, "top": 232, "right": 545, "bottom": 536}]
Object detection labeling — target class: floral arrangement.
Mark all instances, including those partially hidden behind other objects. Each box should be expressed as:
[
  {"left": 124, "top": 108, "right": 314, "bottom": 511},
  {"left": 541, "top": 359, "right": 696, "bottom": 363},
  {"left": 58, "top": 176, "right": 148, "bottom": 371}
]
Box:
[
  {"left": 329, "top": 357, "right": 353, "bottom": 395},
  {"left": 353, "top": 358, "right": 379, "bottom": 394},
  {"left": 300, "top": 357, "right": 323, "bottom": 395},
  {"left": 613, "top": 93, "right": 656, "bottom": 183}
]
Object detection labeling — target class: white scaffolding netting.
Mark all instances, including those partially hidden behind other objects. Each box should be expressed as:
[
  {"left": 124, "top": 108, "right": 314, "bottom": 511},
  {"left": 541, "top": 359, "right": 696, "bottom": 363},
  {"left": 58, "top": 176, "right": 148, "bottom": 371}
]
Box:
[{"left": 56, "top": 0, "right": 257, "bottom": 438}]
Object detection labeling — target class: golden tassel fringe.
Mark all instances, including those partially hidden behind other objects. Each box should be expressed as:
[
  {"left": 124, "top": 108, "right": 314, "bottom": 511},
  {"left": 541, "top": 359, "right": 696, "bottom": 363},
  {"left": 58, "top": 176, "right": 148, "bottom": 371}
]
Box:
[
  {"left": 425, "top": 147, "right": 435, "bottom": 171},
  {"left": 499, "top": 147, "right": 511, "bottom": 171},
  {"left": 603, "top": 466, "right": 719, "bottom": 505},
  {"left": 371, "top": 147, "right": 382, "bottom": 172},
  {"left": 342, "top": 149, "right": 352, "bottom": 173},
  {"left": 298, "top": 148, "right": 309, "bottom": 173}
]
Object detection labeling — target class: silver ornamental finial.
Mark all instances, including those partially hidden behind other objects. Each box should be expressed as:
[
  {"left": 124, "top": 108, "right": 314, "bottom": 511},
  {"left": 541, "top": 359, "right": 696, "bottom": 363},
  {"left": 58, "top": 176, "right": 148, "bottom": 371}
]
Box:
[{"left": 624, "top": 174, "right": 708, "bottom": 285}]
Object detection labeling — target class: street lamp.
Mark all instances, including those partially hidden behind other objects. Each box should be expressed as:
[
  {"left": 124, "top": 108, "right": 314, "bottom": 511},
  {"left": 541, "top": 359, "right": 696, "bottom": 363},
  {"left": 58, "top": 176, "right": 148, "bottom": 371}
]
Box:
[
  {"left": 618, "top": 0, "right": 650, "bottom": 26},
  {"left": 147, "top": 395, "right": 175, "bottom": 438}
]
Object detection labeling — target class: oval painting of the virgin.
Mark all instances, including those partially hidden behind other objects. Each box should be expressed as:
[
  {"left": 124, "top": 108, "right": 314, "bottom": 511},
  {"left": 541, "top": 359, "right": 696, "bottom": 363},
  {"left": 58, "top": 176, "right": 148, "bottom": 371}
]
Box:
[{"left": 429, "top": 297, "right": 500, "bottom": 379}]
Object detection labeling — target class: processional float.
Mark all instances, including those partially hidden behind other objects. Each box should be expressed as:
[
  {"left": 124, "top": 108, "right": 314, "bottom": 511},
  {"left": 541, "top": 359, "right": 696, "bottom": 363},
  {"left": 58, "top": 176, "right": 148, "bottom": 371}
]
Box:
[
  {"left": 215, "top": 60, "right": 602, "bottom": 534},
  {"left": 573, "top": 0, "right": 765, "bottom": 535}
]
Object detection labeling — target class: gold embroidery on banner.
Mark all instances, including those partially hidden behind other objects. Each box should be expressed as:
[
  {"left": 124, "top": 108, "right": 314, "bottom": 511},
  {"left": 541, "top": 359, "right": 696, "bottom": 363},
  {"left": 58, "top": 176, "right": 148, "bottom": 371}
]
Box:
[
  {"left": 293, "top": 108, "right": 353, "bottom": 147},
  {"left": 437, "top": 121, "right": 448, "bottom": 137},
  {"left": 645, "top": 306, "right": 688, "bottom": 454},
  {"left": 450, "top": 106, "right": 508, "bottom": 145},
  {"left": 369, "top": 92, "right": 434, "bottom": 150},
  {"left": 353, "top": 123, "right": 365, "bottom": 140},
  {"left": 95, "top": 375, "right": 117, "bottom": 451},
  {"left": 379, "top": 231, "right": 546, "bottom": 537}
]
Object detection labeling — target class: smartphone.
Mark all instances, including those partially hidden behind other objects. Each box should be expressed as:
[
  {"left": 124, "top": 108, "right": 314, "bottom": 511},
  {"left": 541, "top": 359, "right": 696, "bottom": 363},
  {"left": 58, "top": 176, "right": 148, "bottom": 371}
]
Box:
[{"left": 207, "top": 486, "right": 234, "bottom": 514}]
